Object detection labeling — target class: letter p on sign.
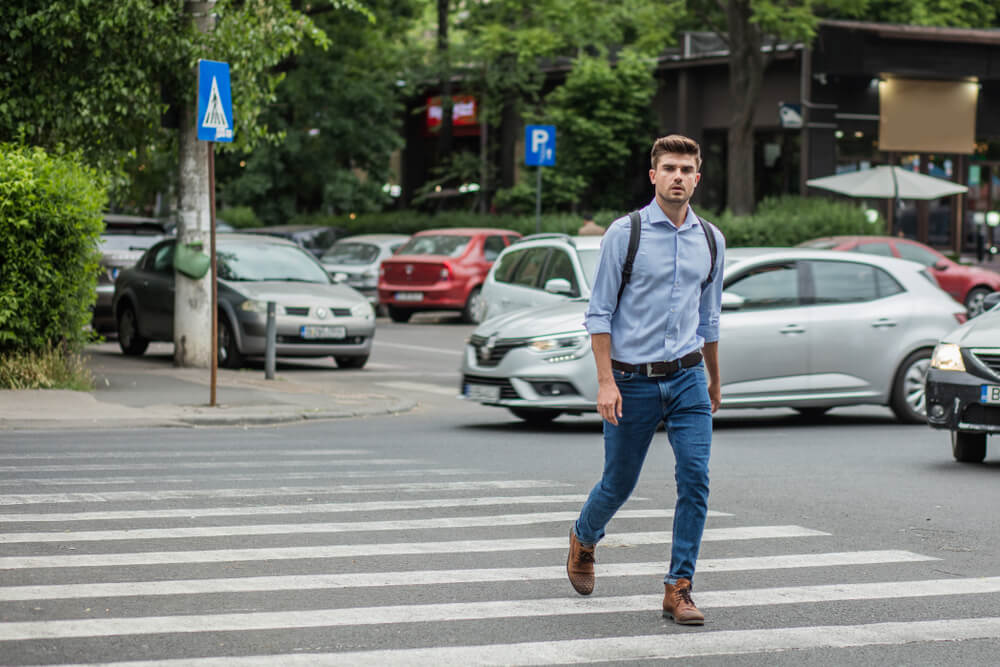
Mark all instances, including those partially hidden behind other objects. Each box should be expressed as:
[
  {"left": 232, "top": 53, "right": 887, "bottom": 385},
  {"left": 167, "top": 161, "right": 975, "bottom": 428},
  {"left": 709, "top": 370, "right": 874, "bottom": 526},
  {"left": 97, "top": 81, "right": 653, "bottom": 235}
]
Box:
[{"left": 525, "top": 124, "right": 556, "bottom": 167}]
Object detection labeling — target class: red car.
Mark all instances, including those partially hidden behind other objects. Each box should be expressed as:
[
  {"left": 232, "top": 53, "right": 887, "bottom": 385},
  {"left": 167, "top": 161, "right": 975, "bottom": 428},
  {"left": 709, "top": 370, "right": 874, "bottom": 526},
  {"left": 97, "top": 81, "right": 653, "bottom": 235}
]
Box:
[
  {"left": 378, "top": 228, "right": 521, "bottom": 323},
  {"left": 801, "top": 235, "right": 1000, "bottom": 316}
]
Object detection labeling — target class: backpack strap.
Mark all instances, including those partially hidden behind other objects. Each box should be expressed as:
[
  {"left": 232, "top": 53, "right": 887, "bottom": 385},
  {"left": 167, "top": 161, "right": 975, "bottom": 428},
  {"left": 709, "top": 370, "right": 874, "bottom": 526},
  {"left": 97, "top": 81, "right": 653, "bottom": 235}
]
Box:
[
  {"left": 615, "top": 210, "right": 642, "bottom": 308},
  {"left": 697, "top": 215, "right": 718, "bottom": 291}
]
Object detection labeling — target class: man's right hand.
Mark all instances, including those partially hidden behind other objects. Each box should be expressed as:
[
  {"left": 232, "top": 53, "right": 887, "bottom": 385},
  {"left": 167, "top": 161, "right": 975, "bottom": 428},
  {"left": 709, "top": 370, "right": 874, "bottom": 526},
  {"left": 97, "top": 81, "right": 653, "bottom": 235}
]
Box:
[{"left": 596, "top": 380, "right": 622, "bottom": 425}]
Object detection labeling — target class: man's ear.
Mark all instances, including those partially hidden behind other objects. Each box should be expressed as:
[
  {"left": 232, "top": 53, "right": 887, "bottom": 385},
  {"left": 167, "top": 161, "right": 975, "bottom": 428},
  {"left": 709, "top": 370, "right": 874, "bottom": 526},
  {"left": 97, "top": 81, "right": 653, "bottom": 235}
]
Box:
[{"left": 649, "top": 168, "right": 656, "bottom": 184}]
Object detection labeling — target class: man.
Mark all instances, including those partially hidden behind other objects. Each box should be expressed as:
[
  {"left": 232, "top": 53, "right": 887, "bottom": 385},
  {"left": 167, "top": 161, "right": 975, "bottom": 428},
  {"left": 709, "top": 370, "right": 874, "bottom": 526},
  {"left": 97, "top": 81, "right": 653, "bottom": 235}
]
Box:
[
  {"left": 566, "top": 134, "right": 725, "bottom": 625},
  {"left": 578, "top": 211, "right": 606, "bottom": 236}
]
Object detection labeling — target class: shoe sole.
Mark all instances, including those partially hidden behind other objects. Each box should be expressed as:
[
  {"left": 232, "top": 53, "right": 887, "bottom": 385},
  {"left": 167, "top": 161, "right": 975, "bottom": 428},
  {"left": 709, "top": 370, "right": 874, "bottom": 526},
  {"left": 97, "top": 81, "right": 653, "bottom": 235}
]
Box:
[{"left": 662, "top": 610, "right": 705, "bottom": 625}]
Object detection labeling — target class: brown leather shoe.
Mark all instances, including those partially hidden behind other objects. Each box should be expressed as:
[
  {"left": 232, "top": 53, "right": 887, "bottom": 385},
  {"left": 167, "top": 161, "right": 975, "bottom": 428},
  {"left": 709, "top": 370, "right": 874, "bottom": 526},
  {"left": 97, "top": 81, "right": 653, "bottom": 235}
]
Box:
[
  {"left": 662, "top": 579, "right": 705, "bottom": 625},
  {"left": 566, "top": 528, "right": 595, "bottom": 595}
]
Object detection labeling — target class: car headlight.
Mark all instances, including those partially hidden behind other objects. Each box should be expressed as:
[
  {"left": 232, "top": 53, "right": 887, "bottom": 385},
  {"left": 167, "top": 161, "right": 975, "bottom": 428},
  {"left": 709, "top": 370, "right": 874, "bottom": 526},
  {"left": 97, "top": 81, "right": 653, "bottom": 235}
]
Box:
[
  {"left": 351, "top": 302, "right": 374, "bottom": 319},
  {"left": 240, "top": 299, "right": 269, "bottom": 313},
  {"left": 528, "top": 331, "right": 589, "bottom": 358},
  {"left": 930, "top": 343, "right": 966, "bottom": 372}
]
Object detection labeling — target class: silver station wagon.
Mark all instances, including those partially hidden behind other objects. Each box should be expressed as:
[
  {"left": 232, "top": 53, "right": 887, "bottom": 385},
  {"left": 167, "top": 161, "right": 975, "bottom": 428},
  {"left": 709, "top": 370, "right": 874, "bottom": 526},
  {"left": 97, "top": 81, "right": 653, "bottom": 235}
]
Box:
[{"left": 460, "top": 248, "right": 967, "bottom": 424}]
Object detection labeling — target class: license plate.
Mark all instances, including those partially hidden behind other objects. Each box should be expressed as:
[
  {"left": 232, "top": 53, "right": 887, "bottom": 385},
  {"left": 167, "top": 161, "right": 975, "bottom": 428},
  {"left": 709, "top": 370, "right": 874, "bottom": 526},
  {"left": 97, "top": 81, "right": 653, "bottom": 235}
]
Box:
[
  {"left": 980, "top": 385, "right": 1000, "bottom": 404},
  {"left": 300, "top": 325, "right": 346, "bottom": 340},
  {"left": 465, "top": 383, "right": 500, "bottom": 402},
  {"left": 395, "top": 291, "right": 423, "bottom": 302}
]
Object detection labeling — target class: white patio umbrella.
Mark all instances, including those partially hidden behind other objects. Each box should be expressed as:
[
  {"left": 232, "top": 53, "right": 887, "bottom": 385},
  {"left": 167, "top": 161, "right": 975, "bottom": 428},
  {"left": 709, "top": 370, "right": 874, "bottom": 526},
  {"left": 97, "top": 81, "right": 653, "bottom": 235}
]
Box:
[{"left": 806, "top": 166, "right": 967, "bottom": 200}]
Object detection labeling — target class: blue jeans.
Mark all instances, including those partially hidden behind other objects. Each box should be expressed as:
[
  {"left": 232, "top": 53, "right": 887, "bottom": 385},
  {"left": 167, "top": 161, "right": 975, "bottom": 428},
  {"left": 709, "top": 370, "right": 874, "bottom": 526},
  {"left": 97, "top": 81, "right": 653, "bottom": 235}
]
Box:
[{"left": 574, "top": 362, "right": 712, "bottom": 584}]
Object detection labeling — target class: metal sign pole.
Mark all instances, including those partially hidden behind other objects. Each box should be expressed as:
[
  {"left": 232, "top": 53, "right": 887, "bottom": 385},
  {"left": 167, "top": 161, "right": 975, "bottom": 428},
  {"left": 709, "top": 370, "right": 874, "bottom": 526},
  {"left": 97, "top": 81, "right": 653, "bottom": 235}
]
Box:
[
  {"left": 535, "top": 166, "right": 542, "bottom": 234},
  {"left": 208, "top": 143, "right": 218, "bottom": 407}
]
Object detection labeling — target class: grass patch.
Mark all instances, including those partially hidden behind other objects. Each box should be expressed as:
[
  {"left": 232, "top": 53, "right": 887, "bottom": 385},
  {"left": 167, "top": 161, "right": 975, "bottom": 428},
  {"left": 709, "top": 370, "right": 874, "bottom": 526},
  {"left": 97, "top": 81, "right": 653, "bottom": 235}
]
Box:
[{"left": 0, "top": 348, "right": 94, "bottom": 390}]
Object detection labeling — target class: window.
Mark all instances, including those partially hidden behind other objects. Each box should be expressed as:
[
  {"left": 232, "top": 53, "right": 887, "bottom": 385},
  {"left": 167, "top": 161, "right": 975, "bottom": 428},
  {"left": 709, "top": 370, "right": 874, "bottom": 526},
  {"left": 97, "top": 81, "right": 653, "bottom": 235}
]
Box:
[
  {"left": 151, "top": 243, "right": 175, "bottom": 274},
  {"left": 397, "top": 235, "right": 471, "bottom": 257},
  {"left": 853, "top": 241, "right": 893, "bottom": 257},
  {"left": 539, "top": 249, "right": 579, "bottom": 296},
  {"left": 725, "top": 263, "right": 798, "bottom": 310},
  {"left": 493, "top": 249, "right": 525, "bottom": 284},
  {"left": 875, "top": 268, "right": 904, "bottom": 298},
  {"left": 895, "top": 241, "right": 941, "bottom": 267},
  {"left": 321, "top": 242, "right": 379, "bottom": 265},
  {"left": 510, "top": 247, "right": 550, "bottom": 287},
  {"left": 809, "top": 261, "right": 880, "bottom": 303},
  {"left": 483, "top": 236, "right": 507, "bottom": 262}
]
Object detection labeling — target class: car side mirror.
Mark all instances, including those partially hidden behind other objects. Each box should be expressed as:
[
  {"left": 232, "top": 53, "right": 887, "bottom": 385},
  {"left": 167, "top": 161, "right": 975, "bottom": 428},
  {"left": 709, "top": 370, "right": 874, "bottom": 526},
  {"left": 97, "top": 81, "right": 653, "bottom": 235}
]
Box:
[
  {"left": 721, "top": 291, "right": 745, "bottom": 311},
  {"left": 543, "top": 278, "right": 574, "bottom": 295},
  {"left": 331, "top": 272, "right": 348, "bottom": 283},
  {"left": 933, "top": 261, "right": 949, "bottom": 271},
  {"left": 984, "top": 292, "right": 1000, "bottom": 311}
]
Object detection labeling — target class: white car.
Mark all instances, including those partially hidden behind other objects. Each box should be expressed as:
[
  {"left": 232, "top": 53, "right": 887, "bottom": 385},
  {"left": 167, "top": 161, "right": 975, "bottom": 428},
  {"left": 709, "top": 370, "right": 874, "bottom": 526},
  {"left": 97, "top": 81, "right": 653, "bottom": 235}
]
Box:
[
  {"left": 478, "top": 234, "right": 602, "bottom": 321},
  {"left": 320, "top": 234, "right": 409, "bottom": 310},
  {"left": 460, "top": 247, "right": 967, "bottom": 424}
]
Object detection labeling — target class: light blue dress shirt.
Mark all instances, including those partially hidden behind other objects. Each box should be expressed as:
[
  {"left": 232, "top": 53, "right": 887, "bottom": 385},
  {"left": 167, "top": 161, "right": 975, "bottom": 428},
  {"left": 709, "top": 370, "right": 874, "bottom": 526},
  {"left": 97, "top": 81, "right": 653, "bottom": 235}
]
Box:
[{"left": 583, "top": 199, "right": 726, "bottom": 364}]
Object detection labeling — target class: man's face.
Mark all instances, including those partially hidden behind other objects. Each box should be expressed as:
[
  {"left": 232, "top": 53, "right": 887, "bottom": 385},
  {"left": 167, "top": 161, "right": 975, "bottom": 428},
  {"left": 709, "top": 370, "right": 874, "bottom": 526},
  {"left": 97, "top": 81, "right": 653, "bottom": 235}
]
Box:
[{"left": 649, "top": 153, "right": 701, "bottom": 206}]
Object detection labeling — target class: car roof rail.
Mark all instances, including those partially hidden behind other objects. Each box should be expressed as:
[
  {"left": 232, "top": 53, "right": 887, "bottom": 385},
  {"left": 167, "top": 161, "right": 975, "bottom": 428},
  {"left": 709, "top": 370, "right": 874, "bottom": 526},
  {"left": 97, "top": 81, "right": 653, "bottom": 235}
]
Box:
[{"left": 515, "top": 232, "right": 575, "bottom": 246}]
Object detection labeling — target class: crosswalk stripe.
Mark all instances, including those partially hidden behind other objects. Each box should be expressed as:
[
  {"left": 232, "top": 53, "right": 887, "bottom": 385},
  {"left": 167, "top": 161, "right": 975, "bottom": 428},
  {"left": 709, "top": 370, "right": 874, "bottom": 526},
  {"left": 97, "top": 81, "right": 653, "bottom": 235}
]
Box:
[
  {"left": 0, "top": 495, "right": 598, "bottom": 522},
  {"left": 0, "top": 449, "right": 370, "bottom": 460},
  {"left": 376, "top": 381, "right": 457, "bottom": 396},
  {"left": 2, "top": 578, "right": 998, "bottom": 642},
  {"left": 0, "top": 509, "right": 706, "bottom": 543},
  {"left": 0, "top": 480, "right": 568, "bottom": 505},
  {"left": 375, "top": 341, "right": 462, "bottom": 356},
  {"left": 61, "top": 617, "right": 1000, "bottom": 666},
  {"left": 0, "top": 551, "right": 937, "bottom": 601},
  {"left": 0, "top": 458, "right": 422, "bottom": 473},
  {"left": 0, "top": 526, "right": 826, "bottom": 569},
  {"left": 0, "top": 468, "right": 480, "bottom": 487}
]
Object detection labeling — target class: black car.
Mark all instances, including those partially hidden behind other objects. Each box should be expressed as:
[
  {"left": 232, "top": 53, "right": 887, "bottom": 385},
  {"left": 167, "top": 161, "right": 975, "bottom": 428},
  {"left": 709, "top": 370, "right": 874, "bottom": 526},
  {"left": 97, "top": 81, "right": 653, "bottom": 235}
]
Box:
[
  {"left": 926, "top": 292, "right": 1000, "bottom": 462},
  {"left": 243, "top": 225, "right": 346, "bottom": 258}
]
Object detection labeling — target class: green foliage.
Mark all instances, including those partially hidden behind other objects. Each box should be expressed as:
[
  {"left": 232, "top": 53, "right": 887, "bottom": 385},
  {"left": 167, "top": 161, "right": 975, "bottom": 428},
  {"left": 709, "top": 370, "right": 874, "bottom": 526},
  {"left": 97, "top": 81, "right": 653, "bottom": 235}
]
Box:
[
  {"left": 859, "top": 0, "right": 996, "bottom": 26},
  {"left": 492, "top": 170, "right": 587, "bottom": 215},
  {"left": 0, "top": 348, "right": 93, "bottom": 390},
  {"left": 712, "top": 196, "right": 879, "bottom": 247},
  {"left": 218, "top": 206, "right": 261, "bottom": 229},
  {"left": 0, "top": 144, "right": 106, "bottom": 355}
]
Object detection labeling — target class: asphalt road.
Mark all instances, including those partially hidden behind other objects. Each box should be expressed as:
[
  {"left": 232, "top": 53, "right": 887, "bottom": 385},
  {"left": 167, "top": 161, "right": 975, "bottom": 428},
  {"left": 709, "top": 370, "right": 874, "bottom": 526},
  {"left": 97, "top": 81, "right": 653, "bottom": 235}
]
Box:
[{"left": 3, "top": 314, "right": 1000, "bottom": 665}]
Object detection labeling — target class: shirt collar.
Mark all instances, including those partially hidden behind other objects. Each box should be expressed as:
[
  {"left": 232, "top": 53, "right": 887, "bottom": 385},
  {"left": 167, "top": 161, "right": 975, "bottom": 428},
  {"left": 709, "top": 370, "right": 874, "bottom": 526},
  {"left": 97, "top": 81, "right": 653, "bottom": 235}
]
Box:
[{"left": 645, "top": 198, "right": 698, "bottom": 230}]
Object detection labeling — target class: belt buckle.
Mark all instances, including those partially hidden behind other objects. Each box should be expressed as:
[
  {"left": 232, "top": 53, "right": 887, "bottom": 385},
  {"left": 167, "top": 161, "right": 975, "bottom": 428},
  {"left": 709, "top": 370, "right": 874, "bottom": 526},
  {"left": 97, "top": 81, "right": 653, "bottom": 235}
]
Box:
[{"left": 646, "top": 362, "right": 667, "bottom": 377}]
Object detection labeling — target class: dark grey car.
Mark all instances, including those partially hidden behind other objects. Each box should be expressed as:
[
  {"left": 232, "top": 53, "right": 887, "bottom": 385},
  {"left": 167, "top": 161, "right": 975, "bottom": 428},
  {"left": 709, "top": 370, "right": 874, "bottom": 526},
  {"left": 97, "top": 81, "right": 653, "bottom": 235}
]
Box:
[{"left": 112, "top": 234, "right": 375, "bottom": 368}]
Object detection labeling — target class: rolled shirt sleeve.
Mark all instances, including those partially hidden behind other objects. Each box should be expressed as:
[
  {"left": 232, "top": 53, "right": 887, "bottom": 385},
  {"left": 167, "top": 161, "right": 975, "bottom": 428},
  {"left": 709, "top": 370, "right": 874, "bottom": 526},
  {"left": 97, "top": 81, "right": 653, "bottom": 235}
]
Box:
[
  {"left": 696, "top": 225, "right": 726, "bottom": 344},
  {"left": 583, "top": 217, "right": 629, "bottom": 336}
]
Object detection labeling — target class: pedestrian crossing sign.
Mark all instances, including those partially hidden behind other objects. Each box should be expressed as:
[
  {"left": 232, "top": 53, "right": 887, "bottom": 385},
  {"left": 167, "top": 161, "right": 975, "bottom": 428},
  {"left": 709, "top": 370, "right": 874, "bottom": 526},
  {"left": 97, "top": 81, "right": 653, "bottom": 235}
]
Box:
[{"left": 196, "top": 60, "right": 234, "bottom": 142}]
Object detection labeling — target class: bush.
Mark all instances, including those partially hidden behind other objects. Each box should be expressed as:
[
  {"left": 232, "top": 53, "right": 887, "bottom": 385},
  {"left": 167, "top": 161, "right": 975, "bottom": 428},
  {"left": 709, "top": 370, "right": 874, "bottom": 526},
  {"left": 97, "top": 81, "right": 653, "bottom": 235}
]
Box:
[
  {"left": 0, "top": 144, "right": 106, "bottom": 358},
  {"left": 0, "top": 347, "right": 92, "bottom": 390},
  {"left": 218, "top": 206, "right": 261, "bottom": 229},
  {"left": 712, "top": 195, "right": 881, "bottom": 247}
]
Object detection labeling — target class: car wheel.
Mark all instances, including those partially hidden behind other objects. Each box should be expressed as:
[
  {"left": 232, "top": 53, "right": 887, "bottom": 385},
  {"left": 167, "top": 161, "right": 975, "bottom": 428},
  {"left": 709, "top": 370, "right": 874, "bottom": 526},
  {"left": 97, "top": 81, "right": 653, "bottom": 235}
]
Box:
[
  {"left": 951, "top": 430, "right": 987, "bottom": 463},
  {"left": 461, "top": 287, "right": 484, "bottom": 324},
  {"left": 964, "top": 286, "right": 991, "bottom": 318},
  {"left": 890, "top": 349, "right": 931, "bottom": 423},
  {"left": 388, "top": 306, "right": 413, "bottom": 323},
  {"left": 509, "top": 407, "right": 562, "bottom": 425},
  {"left": 335, "top": 355, "right": 368, "bottom": 369},
  {"left": 218, "top": 316, "right": 243, "bottom": 369},
  {"left": 795, "top": 407, "right": 829, "bottom": 419},
  {"left": 117, "top": 304, "right": 149, "bottom": 356}
]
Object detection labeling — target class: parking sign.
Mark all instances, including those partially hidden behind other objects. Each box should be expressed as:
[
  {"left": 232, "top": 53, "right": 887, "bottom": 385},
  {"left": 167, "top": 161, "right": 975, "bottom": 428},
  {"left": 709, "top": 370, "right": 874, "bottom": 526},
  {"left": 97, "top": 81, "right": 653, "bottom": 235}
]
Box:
[{"left": 525, "top": 125, "right": 556, "bottom": 167}]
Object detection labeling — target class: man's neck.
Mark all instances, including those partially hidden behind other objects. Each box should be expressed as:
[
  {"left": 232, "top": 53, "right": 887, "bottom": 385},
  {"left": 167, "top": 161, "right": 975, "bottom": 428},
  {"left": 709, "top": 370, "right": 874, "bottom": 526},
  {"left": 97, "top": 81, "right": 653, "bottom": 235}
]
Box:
[{"left": 655, "top": 197, "right": 690, "bottom": 228}]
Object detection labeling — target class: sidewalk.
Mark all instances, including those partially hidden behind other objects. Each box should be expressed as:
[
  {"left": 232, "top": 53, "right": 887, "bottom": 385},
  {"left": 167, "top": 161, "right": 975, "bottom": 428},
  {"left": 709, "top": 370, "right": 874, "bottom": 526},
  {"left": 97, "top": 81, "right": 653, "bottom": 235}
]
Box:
[{"left": 0, "top": 343, "right": 416, "bottom": 431}]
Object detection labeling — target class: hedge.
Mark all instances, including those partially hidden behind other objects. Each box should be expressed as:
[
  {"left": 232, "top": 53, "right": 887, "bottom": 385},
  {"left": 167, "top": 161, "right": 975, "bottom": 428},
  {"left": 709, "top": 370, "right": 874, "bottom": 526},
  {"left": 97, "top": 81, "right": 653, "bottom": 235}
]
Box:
[{"left": 0, "top": 144, "right": 106, "bottom": 354}]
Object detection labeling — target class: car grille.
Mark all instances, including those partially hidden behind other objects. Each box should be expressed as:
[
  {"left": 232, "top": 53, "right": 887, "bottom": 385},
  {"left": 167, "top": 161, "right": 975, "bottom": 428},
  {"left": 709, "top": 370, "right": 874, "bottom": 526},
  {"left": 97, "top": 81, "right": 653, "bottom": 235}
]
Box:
[
  {"left": 462, "top": 374, "right": 519, "bottom": 399},
  {"left": 283, "top": 307, "right": 353, "bottom": 317},
  {"left": 970, "top": 349, "right": 1000, "bottom": 377},
  {"left": 961, "top": 403, "right": 1000, "bottom": 427},
  {"left": 469, "top": 335, "right": 529, "bottom": 367}
]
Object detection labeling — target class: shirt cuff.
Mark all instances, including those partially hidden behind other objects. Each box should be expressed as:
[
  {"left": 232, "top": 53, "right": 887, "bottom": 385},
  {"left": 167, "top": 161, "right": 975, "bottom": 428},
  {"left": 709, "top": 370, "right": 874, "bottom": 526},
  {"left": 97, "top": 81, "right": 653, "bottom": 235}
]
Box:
[
  {"left": 697, "top": 324, "right": 719, "bottom": 343},
  {"left": 585, "top": 315, "right": 611, "bottom": 336}
]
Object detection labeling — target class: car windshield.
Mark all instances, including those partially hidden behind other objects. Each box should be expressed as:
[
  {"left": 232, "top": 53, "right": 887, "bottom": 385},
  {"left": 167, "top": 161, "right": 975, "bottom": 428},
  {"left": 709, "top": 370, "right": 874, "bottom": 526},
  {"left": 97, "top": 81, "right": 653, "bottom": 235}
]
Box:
[
  {"left": 217, "top": 242, "right": 331, "bottom": 283},
  {"left": 577, "top": 249, "right": 601, "bottom": 288},
  {"left": 322, "top": 242, "right": 380, "bottom": 265},
  {"left": 397, "top": 235, "right": 471, "bottom": 257},
  {"left": 798, "top": 239, "right": 839, "bottom": 249}
]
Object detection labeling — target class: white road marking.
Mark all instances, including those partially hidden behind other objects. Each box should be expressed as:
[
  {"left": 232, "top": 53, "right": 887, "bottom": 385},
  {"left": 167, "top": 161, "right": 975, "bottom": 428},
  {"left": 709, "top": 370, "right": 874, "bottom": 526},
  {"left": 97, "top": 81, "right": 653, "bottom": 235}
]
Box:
[
  {"left": 0, "top": 494, "right": 597, "bottom": 522},
  {"left": 0, "top": 449, "right": 370, "bottom": 460},
  {"left": 376, "top": 381, "right": 457, "bottom": 396},
  {"left": 0, "top": 509, "right": 691, "bottom": 543},
  {"left": 0, "top": 458, "right": 422, "bottom": 473},
  {"left": 375, "top": 341, "right": 462, "bottom": 356},
  {"left": 0, "top": 468, "right": 479, "bottom": 487},
  {"left": 0, "top": 526, "right": 825, "bottom": 569},
  {"left": 3, "top": 579, "right": 999, "bottom": 642},
  {"left": 0, "top": 551, "right": 936, "bottom": 601},
  {"left": 61, "top": 617, "right": 1000, "bottom": 666},
  {"left": 0, "top": 480, "right": 568, "bottom": 505}
]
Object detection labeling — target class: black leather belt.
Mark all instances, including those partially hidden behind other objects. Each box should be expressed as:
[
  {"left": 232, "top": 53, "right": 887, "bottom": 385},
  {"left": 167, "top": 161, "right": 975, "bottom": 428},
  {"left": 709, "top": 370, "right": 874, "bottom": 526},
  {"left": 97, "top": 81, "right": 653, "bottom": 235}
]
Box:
[{"left": 611, "top": 351, "right": 703, "bottom": 377}]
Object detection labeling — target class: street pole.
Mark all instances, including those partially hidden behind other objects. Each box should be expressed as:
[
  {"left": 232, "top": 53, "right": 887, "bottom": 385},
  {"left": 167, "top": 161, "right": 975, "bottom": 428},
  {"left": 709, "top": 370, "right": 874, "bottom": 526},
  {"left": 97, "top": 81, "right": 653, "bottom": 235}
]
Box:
[
  {"left": 208, "top": 143, "right": 218, "bottom": 407},
  {"left": 535, "top": 166, "right": 542, "bottom": 234}
]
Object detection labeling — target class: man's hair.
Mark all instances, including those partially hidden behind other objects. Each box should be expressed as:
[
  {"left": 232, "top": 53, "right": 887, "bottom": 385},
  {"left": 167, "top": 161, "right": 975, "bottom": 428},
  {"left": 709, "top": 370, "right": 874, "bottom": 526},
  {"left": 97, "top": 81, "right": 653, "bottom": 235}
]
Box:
[{"left": 650, "top": 134, "right": 702, "bottom": 170}]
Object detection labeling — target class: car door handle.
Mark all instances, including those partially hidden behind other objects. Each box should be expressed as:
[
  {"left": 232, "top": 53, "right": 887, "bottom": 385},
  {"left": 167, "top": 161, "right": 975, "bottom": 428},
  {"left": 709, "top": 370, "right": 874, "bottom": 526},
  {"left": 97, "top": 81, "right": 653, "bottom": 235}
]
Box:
[
  {"left": 779, "top": 325, "right": 805, "bottom": 334},
  {"left": 871, "top": 318, "right": 897, "bottom": 328}
]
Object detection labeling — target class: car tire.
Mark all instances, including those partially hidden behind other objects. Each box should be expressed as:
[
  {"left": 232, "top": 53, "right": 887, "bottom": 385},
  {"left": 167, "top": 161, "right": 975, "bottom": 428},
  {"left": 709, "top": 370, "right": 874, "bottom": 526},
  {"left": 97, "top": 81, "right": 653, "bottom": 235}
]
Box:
[
  {"left": 117, "top": 304, "right": 149, "bottom": 356},
  {"left": 509, "top": 407, "right": 562, "bottom": 425},
  {"left": 335, "top": 355, "right": 368, "bottom": 369},
  {"left": 951, "top": 430, "right": 987, "bottom": 463},
  {"left": 218, "top": 316, "right": 244, "bottom": 369},
  {"left": 890, "top": 348, "right": 931, "bottom": 424},
  {"left": 964, "top": 286, "right": 991, "bottom": 318},
  {"left": 461, "top": 287, "right": 483, "bottom": 324},
  {"left": 388, "top": 306, "right": 413, "bottom": 323}
]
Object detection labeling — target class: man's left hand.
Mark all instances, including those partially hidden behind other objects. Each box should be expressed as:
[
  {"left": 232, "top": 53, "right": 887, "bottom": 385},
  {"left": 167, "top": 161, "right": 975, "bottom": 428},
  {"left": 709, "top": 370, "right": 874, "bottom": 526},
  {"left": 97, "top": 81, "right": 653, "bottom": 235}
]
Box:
[{"left": 708, "top": 382, "right": 721, "bottom": 414}]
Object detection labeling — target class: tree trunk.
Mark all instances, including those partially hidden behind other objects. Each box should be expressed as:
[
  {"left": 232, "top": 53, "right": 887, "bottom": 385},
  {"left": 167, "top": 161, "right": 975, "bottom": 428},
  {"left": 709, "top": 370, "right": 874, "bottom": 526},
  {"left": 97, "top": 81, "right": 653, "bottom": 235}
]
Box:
[
  {"left": 174, "top": 1, "right": 215, "bottom": 368},
  {"left": 725, "top": 0, "right": 765, "bottom": 216},
  {"left": 436, "top": 0, "right": 453, "bottom": 160}
]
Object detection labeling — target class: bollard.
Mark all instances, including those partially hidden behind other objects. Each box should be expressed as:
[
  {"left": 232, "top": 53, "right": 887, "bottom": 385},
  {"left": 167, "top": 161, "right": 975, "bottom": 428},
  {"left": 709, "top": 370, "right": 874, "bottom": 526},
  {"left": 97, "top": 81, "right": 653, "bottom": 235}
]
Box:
[{"left": 265, "top": 301, "right": 276, "bottom": 380}]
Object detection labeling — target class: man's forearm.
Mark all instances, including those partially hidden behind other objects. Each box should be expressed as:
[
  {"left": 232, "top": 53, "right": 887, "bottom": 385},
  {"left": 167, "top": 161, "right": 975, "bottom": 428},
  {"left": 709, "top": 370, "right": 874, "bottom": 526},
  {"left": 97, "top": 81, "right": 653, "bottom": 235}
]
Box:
[
  {"left": 592, "top": 333, "right": 614, "bottom": 384},
  {"left": 702, "top": 341, "right": 720, "bottom": 384}
]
